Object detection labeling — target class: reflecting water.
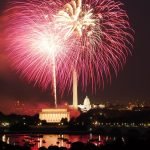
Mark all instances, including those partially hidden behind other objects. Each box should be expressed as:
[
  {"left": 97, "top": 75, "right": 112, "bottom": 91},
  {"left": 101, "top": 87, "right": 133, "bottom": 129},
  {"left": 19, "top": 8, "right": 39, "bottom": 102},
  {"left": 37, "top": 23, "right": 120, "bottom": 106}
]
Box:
[{"left": 0, "top": 134, "right": 111, "bottom": 149}]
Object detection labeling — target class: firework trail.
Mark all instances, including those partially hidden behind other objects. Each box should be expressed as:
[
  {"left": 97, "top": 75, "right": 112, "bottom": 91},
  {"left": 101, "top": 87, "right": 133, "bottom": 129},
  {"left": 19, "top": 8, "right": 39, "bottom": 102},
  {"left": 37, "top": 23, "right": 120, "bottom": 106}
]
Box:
[
  {"left": 4, "top": 0, "right": 73, "bottom": 106},
  {"left": 4, "top": 0, "right": 133, "bottom": 102}
]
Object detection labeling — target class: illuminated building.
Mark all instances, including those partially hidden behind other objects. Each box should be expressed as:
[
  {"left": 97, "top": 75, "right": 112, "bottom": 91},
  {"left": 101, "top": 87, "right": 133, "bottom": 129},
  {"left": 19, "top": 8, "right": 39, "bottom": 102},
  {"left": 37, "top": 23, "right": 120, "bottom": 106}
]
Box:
[
  {"left": 79, "top": 96, "right": 91, "bottom": 112},
  {"left": 83, "top": 96, "right": 91, "bottom": 111},
  {"left": 92, "top": 104, "right": 106, "bottom": 109},
  {"left": 39, "top": 108, "right": 70, "bottom": 123},
  {"left": 73, "top": 70, "right": 78, "bottom": 109}
]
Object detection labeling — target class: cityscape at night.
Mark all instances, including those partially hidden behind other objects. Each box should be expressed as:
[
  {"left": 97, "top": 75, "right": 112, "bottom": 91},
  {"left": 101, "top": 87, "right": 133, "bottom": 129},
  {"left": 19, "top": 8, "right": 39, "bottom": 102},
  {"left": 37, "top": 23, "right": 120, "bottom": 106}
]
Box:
[{"left": 0, "top": 0, "right": 150, "bottom": 150}]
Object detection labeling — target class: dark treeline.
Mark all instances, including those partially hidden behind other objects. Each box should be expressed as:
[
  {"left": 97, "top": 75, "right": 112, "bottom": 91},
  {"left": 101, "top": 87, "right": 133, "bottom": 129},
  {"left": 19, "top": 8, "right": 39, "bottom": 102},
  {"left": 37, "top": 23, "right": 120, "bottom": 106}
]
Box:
[
  {"left": 1, "top": 108, "right": 150, "bottom": 124},
  {"left": 0, "top": 108, "right": 150, "bottom": 133}
]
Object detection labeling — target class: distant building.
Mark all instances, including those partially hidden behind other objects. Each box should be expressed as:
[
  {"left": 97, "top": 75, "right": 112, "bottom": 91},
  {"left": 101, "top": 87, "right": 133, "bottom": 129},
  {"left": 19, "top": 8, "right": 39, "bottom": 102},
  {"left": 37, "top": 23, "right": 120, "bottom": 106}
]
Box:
[
  {"left": 79, "top": 96, "right": 91, "bottom": 112},
  {"left": 39, "top": 108, "right": 70, "bottom": 123},
  {"left": 92, "top": 104, "right": 106, "bottom": 109},
  {"left": 83, "top": 96, "right": 91, "bottom": 111}
]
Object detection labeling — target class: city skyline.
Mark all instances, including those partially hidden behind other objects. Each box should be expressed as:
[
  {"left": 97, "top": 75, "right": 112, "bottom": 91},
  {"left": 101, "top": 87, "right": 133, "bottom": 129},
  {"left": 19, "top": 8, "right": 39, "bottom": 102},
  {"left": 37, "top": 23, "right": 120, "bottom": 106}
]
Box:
[{"left": 0, "top": 0, "right": 150, "bottom": 114}]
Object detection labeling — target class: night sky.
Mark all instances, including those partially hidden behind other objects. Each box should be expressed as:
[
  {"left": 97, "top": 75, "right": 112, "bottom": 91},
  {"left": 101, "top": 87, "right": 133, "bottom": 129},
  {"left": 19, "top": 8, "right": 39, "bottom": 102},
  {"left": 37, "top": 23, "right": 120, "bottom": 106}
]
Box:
[{"left": 0, "top": 0, "right": 150, "bottom": 114}]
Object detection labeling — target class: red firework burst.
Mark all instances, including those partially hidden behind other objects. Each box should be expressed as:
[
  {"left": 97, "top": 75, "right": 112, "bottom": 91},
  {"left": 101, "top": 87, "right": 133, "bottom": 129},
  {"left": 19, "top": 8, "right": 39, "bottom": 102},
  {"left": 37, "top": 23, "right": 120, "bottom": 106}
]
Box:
[{"left": 4, "top": 0, "right": 133, "bottom": 95}]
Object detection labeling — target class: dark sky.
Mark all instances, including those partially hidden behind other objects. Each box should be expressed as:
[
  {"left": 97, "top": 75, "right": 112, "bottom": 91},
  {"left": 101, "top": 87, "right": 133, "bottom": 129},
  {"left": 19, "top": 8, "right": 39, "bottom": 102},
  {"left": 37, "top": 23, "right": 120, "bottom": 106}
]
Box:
[{"left": 0, "top": 0, "right": 150, "bottom": 114}]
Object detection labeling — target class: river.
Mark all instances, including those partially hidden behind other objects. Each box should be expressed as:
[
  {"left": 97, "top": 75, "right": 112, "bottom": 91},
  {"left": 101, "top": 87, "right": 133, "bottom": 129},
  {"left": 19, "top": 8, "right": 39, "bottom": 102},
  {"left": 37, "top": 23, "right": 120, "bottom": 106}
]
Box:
[{"left": 0, "top": 133, "right": 111, "bottom": 149}]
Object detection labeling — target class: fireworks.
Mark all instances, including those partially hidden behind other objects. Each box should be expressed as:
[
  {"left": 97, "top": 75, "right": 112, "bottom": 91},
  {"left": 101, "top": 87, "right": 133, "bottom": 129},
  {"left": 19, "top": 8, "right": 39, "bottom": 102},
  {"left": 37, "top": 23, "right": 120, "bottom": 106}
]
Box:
[
  {"left": 55, "top": 0, "right": 134, "bottom": 91},
  {"left": 4, "top": 0, "right": 133, "bottom": 97},
  {"left": 54, "top": 0, "right": 95, "bottom": 38}
]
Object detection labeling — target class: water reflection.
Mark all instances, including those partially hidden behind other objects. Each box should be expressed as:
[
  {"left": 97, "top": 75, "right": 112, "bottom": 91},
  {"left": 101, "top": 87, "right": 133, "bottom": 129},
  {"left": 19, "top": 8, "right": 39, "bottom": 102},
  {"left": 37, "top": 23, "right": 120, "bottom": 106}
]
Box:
[
  {"left": 0, "top": 134, "right": 110, "bottom": 150},
  {"left": 2, "top": 134, "right": 6, "bottom": 142}
]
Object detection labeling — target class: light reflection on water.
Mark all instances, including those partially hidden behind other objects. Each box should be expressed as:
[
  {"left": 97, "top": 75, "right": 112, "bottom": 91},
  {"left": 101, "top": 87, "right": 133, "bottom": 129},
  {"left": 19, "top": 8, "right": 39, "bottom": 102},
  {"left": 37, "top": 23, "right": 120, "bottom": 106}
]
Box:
[{"left": 0, "top": 134, "right": 108, "bottom": 150}]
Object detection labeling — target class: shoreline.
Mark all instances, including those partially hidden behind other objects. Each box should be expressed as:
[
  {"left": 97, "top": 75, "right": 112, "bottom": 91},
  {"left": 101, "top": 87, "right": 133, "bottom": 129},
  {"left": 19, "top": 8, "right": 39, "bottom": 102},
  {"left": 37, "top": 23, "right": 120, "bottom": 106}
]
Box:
[{"left": 0, "top": 126, "right": 149, "bottom": 135}]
